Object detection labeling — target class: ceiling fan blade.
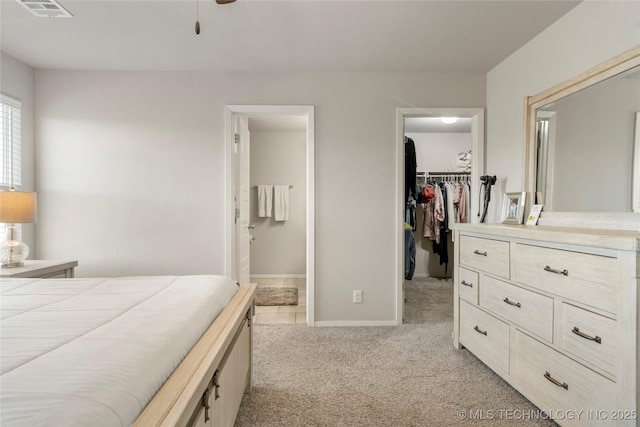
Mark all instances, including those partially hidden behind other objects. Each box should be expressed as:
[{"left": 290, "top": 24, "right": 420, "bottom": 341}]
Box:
[{"left": 215, "top": 0, "right": 236, "bottom": 4}]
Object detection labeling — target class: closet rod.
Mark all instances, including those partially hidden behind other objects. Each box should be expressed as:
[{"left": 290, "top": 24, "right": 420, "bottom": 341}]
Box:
[
  {"left": 428, "top": 172, "right": 470, "bottom": 176},
  {"left": 251, "top": 185, "right": 294, "bottom": 189}
]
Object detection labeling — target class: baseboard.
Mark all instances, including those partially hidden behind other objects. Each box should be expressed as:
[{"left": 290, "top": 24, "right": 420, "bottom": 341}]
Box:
[
  {"left": 314, "top": 320, "right": 398, "bottom": 327},
  {"left": 250, "top": 274, "right": 306, "bottom": 279}
]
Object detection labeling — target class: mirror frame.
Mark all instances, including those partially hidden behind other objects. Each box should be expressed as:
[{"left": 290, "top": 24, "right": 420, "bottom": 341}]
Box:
[{"left": 523, "top": 45, "right": 640, "bottom": 230}]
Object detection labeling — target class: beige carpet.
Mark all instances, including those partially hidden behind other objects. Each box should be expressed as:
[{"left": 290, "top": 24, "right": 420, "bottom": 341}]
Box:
[
  {"left": 403, "top": 276, "right": 453, "bottom": 324},
  {"left": 235, "top": 277, "right": 557, "bottom": 426}
]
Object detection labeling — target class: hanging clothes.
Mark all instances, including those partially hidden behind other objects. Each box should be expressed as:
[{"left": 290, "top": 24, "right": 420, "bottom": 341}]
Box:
[
  {"left": 419, "top": 175, "right": 470, "bottom": 272},
  {"left": 444, "top": 181, "right": 456, "bottom": 230},
  {"left": 422, "top": 200, "right": 434, "bottom": 239},
  {"left": 422, "top": 183, "right": 436, "bottom": 239},
  {"left": 406, "top": 198, "right": 417, "bottom": 230},
  {"left": 432, "top": 182, "right": 449, "bottom": 271},
  {"left": 404, "top": 137, "right": 417, "bottom": 205},
  {"left": 432, "top": 183, "right": 445, "bottom": 244},
  {"left": 404, "top": 223, "right": 416, "bottom": 280},
  {"left": 457, "top": 182, "right": 468, "bottom": 224},
  {"left": 404, "top": 137, "right": 417, "bottom": 229}
]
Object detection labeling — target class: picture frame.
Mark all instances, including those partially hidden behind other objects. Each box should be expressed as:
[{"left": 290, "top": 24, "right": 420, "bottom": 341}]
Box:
[
  {"left": 501, "top": 192, "right": 526, "bottom": 224},
  {"left": 526, "top": 204, "right": 543, "bottom": 225}
]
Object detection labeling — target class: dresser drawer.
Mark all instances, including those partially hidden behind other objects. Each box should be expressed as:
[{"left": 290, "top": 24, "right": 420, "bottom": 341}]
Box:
[
  {"left": 512, "top": 330, "right": 616, "bottom": 427},
  {"left": 459, "top": 236, "right": 510, "bottom": 279},
  {"left": 515, "top": 244, "right": 619, "bottom": 314},
  {"left": 460, "top": 300, "right": 509, "bottom": 373},
  {"left": 458, "top": 267, "right": 479, "bottom": 305},
  {"left": 558, "top": 303, "right": 617, "bottom": 378},
  {"left": 481, "top": 276, "right": 553, "bottom": 342}
]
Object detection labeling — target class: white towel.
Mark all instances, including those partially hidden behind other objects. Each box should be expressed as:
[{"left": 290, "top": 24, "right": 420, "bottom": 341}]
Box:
[
  {"left": 257, "top": 185, "right": 273, "bottom": 217},
  {"left": 273, "top": 185, "right": 290, "bottom": 221}
]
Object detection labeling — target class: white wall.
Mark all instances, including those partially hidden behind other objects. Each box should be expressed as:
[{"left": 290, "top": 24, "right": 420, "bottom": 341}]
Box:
[
  {"left": 410, "top": 132, "right": 471, "bottom": 175},
  {"left": 407, "top": 132, "right": 471, "bottom": 277},
  {"left": 486, "top": 0, "right": 640, "bottom": 222},
  {"left": 249, "top": 130, "right": 306, "bottom": 275},
  {"left": 33, "top": 70, "right": 485, "bottom": 323},
  {"left": 0, "top": 52, "right": 36, "bottom": 253}
]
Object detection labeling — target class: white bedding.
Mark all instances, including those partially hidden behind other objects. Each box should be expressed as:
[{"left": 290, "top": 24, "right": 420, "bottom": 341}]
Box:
[{"left": 0, "top": 275, "right": 239, "bottom": 426}]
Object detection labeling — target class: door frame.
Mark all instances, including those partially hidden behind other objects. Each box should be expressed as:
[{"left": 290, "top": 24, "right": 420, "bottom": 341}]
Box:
[
  {"left": 395, "top": 107, "right": 485, "bottom": 325},
  {"left": 224, "top": 105, "right": 316, "bottom": 325}
]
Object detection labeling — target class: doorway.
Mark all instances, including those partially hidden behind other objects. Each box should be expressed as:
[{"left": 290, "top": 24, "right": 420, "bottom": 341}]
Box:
[
  {"left": 395, "top": 108, "right": 485, "bottom": 325},
  {"left": 225, "top": 105, "right": 315, "bottom": 325}
]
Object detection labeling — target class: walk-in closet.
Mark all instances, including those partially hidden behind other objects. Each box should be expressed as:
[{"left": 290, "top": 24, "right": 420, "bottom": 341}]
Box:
[{"left": 403, "top": 116, "right": 472, "bottom": 324}]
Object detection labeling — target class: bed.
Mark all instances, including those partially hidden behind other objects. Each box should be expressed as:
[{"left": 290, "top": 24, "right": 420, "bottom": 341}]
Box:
[{"left": 0, "top": 275, "right": 257, "bottom": 427}]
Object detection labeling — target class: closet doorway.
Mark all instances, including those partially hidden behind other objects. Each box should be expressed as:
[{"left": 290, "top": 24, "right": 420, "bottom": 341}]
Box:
[
  {"left": 395, "top": 108, "right": 485, "bottom": 325},
  {"left": 225, "top": 105, "right": 315, "bottom": 326}
]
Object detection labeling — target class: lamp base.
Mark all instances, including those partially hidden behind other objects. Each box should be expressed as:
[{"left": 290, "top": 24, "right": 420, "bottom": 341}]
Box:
[
  {"left": 1, "top": 261, "right": 25, "bottom": 268},
  {"left": 0, "top": 239, "right": 29, "bottom": 268}
]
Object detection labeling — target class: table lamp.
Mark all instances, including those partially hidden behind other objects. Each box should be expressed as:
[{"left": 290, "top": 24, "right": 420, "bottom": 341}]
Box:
[{"left": 0, "top": 188, "right": 37, "bottom": 267}]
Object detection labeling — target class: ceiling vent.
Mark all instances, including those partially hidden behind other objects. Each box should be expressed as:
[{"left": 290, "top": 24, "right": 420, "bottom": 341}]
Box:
[{"left": 17, "top": 0, "right": 73, "bottom": 18}]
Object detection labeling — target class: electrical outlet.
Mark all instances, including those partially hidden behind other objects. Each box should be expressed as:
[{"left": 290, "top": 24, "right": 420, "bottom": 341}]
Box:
[{"left": 353, "top": 290, "right": 362, "bottom": 304}]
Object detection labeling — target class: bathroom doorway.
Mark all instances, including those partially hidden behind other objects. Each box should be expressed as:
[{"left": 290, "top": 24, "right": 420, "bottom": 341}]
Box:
[{"left": 226, "top": 105, "right": 315, "bottom": 325}]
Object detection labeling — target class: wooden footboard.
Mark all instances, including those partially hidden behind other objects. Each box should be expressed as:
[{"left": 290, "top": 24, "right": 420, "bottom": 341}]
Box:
[{"left": 133, "top": 283, "right": 257, "bottom": 427}]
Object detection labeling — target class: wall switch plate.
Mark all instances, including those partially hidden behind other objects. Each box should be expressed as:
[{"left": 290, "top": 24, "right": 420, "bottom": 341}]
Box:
[{"left": 353, "top": 290, "right": 362, "bottom": 304}]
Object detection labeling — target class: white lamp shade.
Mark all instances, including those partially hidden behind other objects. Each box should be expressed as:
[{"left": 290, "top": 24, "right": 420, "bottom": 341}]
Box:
[{"left": 0, "top": 190, "right": 37, "bottom": 223}]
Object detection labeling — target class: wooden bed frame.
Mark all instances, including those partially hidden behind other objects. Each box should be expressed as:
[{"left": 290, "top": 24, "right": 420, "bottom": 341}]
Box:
[{"left": 133, "top": 283, "right": 257, "bottom": 427}]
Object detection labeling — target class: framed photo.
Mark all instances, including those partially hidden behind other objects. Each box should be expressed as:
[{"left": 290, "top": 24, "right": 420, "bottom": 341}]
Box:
[{"left": 501, "top": 192, "right": 526, "bottom": 224}]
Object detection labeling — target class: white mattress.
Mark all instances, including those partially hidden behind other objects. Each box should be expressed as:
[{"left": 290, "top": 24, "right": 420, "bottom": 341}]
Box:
[{"left": 0, "top": 275, "right": 239, "bottom": 426}]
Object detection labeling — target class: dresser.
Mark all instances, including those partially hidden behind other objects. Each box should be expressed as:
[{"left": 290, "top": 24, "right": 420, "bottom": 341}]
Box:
[{"left": 452, "top": 223, "right": 638, "bottom": 426}]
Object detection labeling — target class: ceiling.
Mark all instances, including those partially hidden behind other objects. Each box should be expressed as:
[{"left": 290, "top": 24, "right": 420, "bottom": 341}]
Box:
[{"left": 0, "top": 0, "right": 580, "bottom": 73}]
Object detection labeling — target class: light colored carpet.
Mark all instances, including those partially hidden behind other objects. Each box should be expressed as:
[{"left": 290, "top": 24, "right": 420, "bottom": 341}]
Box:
[
  {"left": 235, "top": 277, "right": 557, "bottom": 426},
  {"left": 403, "top": 276, "right": 453, "bottom": 324}
]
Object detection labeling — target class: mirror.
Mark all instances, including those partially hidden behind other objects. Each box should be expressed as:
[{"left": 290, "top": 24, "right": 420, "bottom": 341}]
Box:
[
  {"left": 536, "top": 64, "right": 640, "bottom": 212},
  {"left": 525, "top": 46, "right": 640, "bottom": 218}
]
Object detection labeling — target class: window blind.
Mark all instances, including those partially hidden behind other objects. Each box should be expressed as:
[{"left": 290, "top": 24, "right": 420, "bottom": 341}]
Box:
[
  {"left": 0, "top": 94, "right": 23, "bottom": 240},
  {"left": 1, "top": 95, "right": 21, "bottom": 190}
]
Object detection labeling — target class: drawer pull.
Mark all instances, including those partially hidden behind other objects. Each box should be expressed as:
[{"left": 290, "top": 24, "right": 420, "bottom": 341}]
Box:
[
  {"left": 473, "top": 250, "right": 487, "bottom": 256},
  {"left": 503, "top": 297, "right": 521, "bottom": 308},
  {"left": 544, "top": 371, "right": 568, "bottom": 390},
  {"left": 544, "top": 265, "right": 569, "bottom": 276},
  {"left": 473, "top": 325, "right": 487, "bottom": 336},
  {"left": 461, "top": 280, "right": 473, "bottom": 287},
  {"left": 572, "top": 327, "right": 602, "bottom": 344}
]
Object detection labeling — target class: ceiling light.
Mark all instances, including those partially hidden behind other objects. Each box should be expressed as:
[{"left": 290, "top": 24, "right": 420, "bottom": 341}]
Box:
[{"left": 441, "top": 117, "right": 459, "bottom": 124}]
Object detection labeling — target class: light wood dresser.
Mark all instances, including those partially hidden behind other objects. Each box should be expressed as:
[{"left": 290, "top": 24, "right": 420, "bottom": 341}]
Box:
[{"left": 451, "top": 223, "right": 638, "bottom": 426}]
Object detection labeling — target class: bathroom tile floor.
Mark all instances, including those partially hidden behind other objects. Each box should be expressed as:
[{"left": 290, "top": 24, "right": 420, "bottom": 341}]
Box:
[{"left": 252, "top": 277, "right": 306, "bottom": 325}]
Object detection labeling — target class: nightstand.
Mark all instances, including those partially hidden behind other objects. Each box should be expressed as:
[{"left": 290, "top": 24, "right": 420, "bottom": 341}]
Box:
[{"left": 0, "top": 260, "right": 78, "bottom": 278}]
